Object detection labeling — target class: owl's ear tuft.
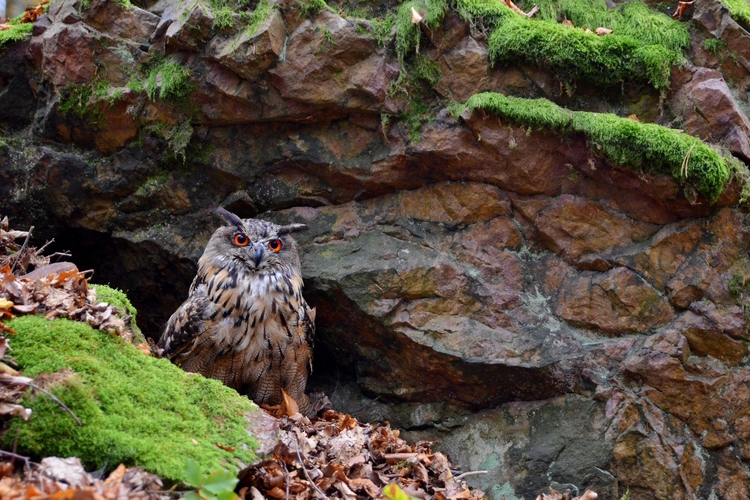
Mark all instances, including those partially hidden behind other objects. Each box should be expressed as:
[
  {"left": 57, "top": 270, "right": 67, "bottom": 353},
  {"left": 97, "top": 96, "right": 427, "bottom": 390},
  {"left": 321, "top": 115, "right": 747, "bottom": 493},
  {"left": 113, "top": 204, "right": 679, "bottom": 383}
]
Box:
[
  {"left": 216, "top": 207, "right": 245, "bottom": 229},
  {"left": 277, "top": 223, "right": 308, "bottom": 235}
]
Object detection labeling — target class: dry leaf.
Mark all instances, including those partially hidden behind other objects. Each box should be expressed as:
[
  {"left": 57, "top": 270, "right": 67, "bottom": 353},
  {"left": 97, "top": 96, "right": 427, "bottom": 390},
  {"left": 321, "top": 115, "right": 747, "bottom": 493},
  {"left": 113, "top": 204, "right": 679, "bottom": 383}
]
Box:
[
  {"left": 562, "top": 19, "right": 574, "bottom": 27},
  {"left": 410, "top": 6, "right": 422, "bottom": 24},
  {"left": 215, "top": 442, "right": 236, "bottom": 452},
  {"left": 672, "top": 0, "right": 694, "bottom": 19},
  {"left": 595, "top": 27, "right": 612, "bottom": 35},
  {"left": 627, "top": 114, "right": 640, "bottom": 122}
]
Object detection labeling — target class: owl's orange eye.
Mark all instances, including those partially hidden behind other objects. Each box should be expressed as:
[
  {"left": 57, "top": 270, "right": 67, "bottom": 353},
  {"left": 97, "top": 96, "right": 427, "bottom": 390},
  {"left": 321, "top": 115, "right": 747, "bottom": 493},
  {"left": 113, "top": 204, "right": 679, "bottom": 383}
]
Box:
[
  {"left": 233, "top": 233, "right": 250, "bottom": 247},
  {"left": 268, "top": 239, "right": 283, "bottom": 252}
]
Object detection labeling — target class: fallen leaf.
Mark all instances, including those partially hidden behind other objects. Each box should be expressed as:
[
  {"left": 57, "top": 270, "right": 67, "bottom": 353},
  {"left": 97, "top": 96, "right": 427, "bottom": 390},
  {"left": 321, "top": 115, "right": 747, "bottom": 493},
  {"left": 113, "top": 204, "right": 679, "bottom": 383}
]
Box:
[
  {"left": 215, "top": 442, "right": 236, "bottom": 452},
  {"left": 627, "top": 114, "right": 640, "bottom": 122},
  {"left": 562, "top": 19, "right": 574, "bottom": 27},
  {"left": 281, "top": 389, "right": 300, "bottom": 417},
  {"left": 410, "top": 6, "right": 422, "bottom": 24},
  {"left": 672, "top": 0, "right": 694, "bottom": 19},
  {"left": 595, "top": 27, "right": 612, "bottom": 35}
]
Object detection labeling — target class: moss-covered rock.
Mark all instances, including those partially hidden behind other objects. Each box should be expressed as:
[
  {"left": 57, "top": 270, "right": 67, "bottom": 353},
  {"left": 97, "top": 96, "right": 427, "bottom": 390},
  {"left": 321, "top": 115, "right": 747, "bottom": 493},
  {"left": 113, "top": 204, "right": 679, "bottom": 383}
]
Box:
[
  {"left": 2, "top": 315, "right": 260, "bottom": 484},
  {"left": 464, "top": 92, "right": 731, "bottom": 202}
]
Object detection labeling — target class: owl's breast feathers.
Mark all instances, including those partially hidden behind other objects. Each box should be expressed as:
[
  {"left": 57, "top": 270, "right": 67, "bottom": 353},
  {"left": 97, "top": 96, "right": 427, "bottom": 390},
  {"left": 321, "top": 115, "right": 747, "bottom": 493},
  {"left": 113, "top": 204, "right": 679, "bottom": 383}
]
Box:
[{"left": 158, "top": 260, "right": 315, "bottom": 413}]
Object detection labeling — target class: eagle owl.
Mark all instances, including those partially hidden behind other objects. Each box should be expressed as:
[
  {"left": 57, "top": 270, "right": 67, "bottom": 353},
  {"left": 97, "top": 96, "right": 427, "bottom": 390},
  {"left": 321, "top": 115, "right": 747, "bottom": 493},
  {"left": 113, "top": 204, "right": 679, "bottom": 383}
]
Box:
[{"left": 158, "top": 208, "right": 315, "bottom": 416}]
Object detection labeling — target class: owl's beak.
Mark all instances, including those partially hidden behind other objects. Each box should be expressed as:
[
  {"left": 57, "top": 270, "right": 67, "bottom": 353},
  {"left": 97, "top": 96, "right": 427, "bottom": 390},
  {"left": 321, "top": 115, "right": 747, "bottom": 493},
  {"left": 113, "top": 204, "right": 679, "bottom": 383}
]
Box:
[{"left": 252, "top": 245, "right": 264, "bottom": 267}]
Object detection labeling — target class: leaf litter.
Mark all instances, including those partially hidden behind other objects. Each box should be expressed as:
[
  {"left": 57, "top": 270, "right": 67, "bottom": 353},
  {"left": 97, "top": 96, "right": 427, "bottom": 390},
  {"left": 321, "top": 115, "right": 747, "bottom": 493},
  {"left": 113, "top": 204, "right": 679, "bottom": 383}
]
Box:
[{"left": 0, "top": 216, "right": 597, "bottom": 500}]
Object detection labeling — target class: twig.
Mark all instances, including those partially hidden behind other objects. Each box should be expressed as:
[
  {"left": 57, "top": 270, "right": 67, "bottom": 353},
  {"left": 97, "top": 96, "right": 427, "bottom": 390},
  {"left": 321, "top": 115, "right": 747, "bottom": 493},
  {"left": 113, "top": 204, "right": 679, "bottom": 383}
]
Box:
[
  {"left": 349, "top": 396, "right": 380, "bottom": 416},
  {"left": 10, "top": 226, "right": 33, "bottom": 274},
  {"left": 453, "top": 470, "right": 488, "bottom": 480},
  {"left": 0, "top": 376, "right": 82, "bottom": 426},
  {"left": 293, "top": 433, "right": 328, "bottom": 499},
  {"left": 48, "top": 252, "right": 72, "bottom": 260},
  {"left": 681, "top": 142, "right": 696, "bottom": 179},
  {"left": 526, "top": 5, "right": 539, "bottom": 17},
  {"left": 0, "top": 449, "right": 31, "bottom": 465},
  {"left": 279, "top": 458, "right": 291, "bottom": 500},
  {"left": 34, "top": 239, "right": 55, "bottom": 255}
]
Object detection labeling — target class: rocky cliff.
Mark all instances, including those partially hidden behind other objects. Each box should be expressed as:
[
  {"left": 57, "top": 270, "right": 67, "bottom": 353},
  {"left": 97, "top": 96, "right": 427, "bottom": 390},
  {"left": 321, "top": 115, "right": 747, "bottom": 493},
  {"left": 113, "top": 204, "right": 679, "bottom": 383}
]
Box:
[{"left": 2, "top": 0, "right": 750, "bottom": 497}]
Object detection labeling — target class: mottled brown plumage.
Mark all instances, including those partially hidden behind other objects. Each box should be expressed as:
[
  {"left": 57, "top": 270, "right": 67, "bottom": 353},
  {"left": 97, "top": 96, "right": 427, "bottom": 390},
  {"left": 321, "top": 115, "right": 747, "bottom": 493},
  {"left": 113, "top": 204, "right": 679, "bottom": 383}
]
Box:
[{"left": 158, "top": 208, "right": 315, "bottom": 415}]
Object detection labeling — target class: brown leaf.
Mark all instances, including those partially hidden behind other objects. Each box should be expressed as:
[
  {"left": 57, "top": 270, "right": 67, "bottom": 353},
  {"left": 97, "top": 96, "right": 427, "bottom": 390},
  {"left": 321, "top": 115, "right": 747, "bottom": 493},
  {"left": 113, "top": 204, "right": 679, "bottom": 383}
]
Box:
[
  {"left": 215, "top": 442, "right": 236, "bottom": 452},
  {"left": 672, "top": 0, "right": 694, "bottom": 19},
  {"left": 282, "top": 389, "right": 300, "bottom": 417},
  {"left": 349, "top": 477, "right": 380, "bottom": 497},
  {"left": 410, "top": 6, "right": 422, "bottom": 24},
  {"left": 562, "top": 19, "right": 574, "bottom": 27},
  {"left": 594, "top": 27, "right": 612, "bottom": 35},
  {"left": 103, "top": 464, "right": 127, "bottom": 487}
]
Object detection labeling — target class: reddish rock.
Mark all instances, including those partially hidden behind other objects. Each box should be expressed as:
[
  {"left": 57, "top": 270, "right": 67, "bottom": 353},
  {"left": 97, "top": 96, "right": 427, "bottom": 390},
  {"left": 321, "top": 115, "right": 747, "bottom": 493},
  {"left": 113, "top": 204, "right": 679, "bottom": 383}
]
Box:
[
  {"left": 31, "top": 22, "right": 98, "bottom": 86},
  {"left": 207, "top": 8, "right": 286, "bottom": 81},
  {"left": 83, "top": 0, "right": 159, "bottom": 45},
  {"left": 435, "top": 36, "right": 492, "bottom": 102},
  {"left": 556, "top": 267, "right": 675, "bottom": 335},
  {"left": 669, "top": 66, "right": 750, "bottom": 161},
  {"left": 268, "top": 10, "right": 399, "bottom": 113},
  {"left": 668, "top": 311, "right": 746, "bottom": 365},
  {"left": 535, "top": 195, "right": 658, "bottom": 265}
]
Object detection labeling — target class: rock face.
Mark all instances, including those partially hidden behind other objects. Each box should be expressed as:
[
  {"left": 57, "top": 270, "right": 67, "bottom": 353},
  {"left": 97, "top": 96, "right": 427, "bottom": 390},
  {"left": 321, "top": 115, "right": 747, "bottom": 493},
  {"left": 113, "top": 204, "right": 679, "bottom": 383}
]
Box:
[{"left": 2, "top": 0, "right": 750, "bottom": 497}]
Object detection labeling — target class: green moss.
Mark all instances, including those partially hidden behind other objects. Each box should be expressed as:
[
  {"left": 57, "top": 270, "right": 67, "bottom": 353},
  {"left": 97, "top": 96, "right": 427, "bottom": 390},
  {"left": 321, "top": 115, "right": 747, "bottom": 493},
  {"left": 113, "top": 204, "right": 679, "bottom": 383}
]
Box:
[
  {"left": 213, "top": 6, "right": 234, "bottom": 29},
  {"left": 395, "top": 2, "right": 421, "bottom": 64},
  {"left": 166, "top": 120, "right": 195, "bottom": 163},
  {"left": 90, "top": 284, "right": 144, "bottom": 344},
  {"left": 58, "top": 84, "right": 94, "bottom": 120},
  {"left": 703, "top": 37, "right": 729, "bottom": 55},
  {"left": 298, "top": 0, "right": 332, "bottom": 18},
  {"left": 0, "top": 22, "right": 33, "bottom": 48},
  {"left": 145, "top": 59, "right": 195, "bottom": 103},
  {"left": 488, "top": 11, "right": 685, "bottom": 91},
  {"left": 390, "top": 0, "right": 687, "bottom": 91},
  {"left": 723, "top": 0, "right": 750, "bottom": 28},
  {"left": 465, "top": 92, "right": 731, "bottom": 202},
  {"left": 3, "top": 316, "right": 259, "bottom": 483},
  {"left": 246, "top": 0, "right": 272, "bottom": 35},
  {"left": 371, "top": 13, "right": 396, "bottom": 46}
]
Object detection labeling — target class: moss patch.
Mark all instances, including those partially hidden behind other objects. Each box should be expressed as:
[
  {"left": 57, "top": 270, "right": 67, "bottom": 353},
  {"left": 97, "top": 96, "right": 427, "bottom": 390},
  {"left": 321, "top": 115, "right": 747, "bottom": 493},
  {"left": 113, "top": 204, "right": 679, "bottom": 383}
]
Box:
[
  {"left": 90, "top": 284, "right": 145, "bottom": 343},
  {"left": 246, "top": 0, "right": 272, "bottom": 35},
  {"left": 488, "top": 0, "right": 687, "bottom": 91},
  {"left": 465, "top": 92, "right": 731, "bottom": 202},
  {"left": 145, "top": 59, "right": 195, "bottom": 103},
  {"left": 0, "top": 22, "right": 33, "bottom": 48},
  {"left": 723, "top": 0, "right": 750, "bottom": 28},
  {"left": 395, "top": 0, "right": 687, "bottom": 91},
  {"left": 3, "top": 316, "right": 260, "bottom": 484}
]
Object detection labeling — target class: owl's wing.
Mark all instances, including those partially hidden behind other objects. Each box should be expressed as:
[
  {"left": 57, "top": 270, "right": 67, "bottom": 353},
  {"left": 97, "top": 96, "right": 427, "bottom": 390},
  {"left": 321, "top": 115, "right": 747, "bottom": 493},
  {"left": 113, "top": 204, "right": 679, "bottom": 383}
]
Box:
[{"left": 158, "top": 283, "right": 213, "bottom": 360}]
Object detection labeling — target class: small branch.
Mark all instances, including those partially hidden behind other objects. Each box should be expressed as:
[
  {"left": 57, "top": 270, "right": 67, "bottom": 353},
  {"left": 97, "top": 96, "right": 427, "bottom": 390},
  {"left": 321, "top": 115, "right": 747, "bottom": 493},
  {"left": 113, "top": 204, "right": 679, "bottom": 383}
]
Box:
[
  {"left": 9, "top": 227, "right": 33, "bottom": 274},
  {"left": 279, "top": 458, "right": 291, "bottom": 500},
  {"left": 526, "top": 5, "right": 539, "bottom": 17},
  {"left": 294, "top": 433, "right": 328, "bottom": 499},
  {"left": 34, "top": 238, "right": 55, "bottom": 256},
  {"left": 0, "top": 376, "right": 82, "bottom": 426},
  {"left": 48, "top": 252, "right": 72, "bottom": 261},
  {"left": 0, "top": 449, "right": 31, "bottom": 464},
  {"left": 453, "top": 470, "right": 488, "bottom": 481}
]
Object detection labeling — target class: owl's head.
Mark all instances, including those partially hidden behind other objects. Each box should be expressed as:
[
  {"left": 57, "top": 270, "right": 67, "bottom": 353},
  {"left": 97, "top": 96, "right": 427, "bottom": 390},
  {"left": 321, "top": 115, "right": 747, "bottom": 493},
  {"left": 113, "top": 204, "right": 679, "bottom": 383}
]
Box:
[{"left": 201, "top": 208, "right": 308, "bottom": 274}]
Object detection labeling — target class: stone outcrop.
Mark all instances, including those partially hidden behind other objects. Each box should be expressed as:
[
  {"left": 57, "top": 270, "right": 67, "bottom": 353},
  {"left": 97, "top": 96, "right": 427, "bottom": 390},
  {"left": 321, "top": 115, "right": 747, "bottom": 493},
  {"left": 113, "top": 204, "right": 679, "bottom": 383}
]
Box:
[{"left": 2, "top": 0, "right": 750, "bottom": 497}]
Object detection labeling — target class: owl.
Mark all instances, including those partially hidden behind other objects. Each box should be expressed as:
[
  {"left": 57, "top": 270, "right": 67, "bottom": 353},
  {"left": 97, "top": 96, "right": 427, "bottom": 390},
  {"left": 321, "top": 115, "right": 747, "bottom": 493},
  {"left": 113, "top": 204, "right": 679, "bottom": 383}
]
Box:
[{"left": 158, "top": 208, "right": 316, "bottom": 416}]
